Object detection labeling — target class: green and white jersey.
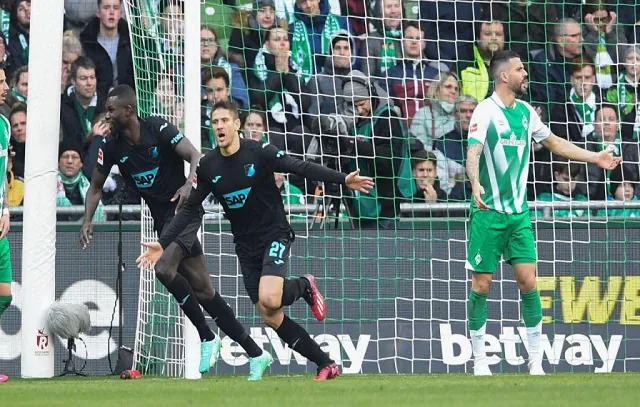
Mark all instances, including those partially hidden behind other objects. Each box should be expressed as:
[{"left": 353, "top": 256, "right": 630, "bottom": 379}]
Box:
[
  {"left": 468, "top": 92, "right": 551, "bottom": 213},
  {"left": 0, "top": 115, "right": 9, "bottom": 213}
]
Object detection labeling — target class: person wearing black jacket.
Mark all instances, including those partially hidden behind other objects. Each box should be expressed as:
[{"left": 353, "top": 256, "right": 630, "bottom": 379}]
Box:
[
  {"left": 79, "top": 0, "right": 134, "bottom": 98},
  {"left": 7, "top": 0, "right": 29, "bottom": 68},
  {"left": 60, "top": 57, "right": 106, "bottom": 150}
]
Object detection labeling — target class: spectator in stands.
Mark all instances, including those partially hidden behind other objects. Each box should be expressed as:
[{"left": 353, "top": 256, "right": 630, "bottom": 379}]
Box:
[
  {"left": 242, "top": 110, "right": 268, "bottom": 143},
  {"left": 8, "top": 103, "right": 24, "bottom": 179},
  {"left": 7, "top": 0, "right": 29, "bottom": 68},
  {"left": 154, "top": 75, "right": 184, "bottom": 130},
  {"left": 409, "top": 72, "right": 459, "bottom": 151},
  {"left": 228, "top": 0, "right": 278, "bottom": 69},
  {"left": 6, "top": 142, "right": 22, "bottom": 207},
  {"left": 432, "top": 95, "right": 477, "bottom": 199},
  {"left": 159, "top": 1, "right": 183, "bottom": 55},
  {"left": 0, "top": 32, "right": 13, "bottom": 82},
  {"left": 289, "top": 0, "right": 350, "bottom": 80},
  {"left": 5, "top": 64, "right": 25, "bottom": 107},
  {"left": 340, "top": 70, "right": 412, "bottom": 228},
  {"left": 583, "top": 3, "right": 627, "bottom": 90},
  {"left": 278, "top": 0, "right": 342, "bottom": 25},
  {"left": 201, "top": 68, "right": 241, "bottom": 150},
  {"left": 535, "top": 160, "right": 587, "bottom": 219},
  {"left": 61, "top": 30, "right": 83, "bottom": 95},
  {"left": 309, "top": 30, "right": 359, "bottom": 115},
  {"left": 550, "top": 56, "right": 599, "bottom": 144},
  {"left": 586, "top": 104, "right": 639, "bottom": 200},
  {"left": 361, "top": 0, "right": 403, "bottom": 80},
  {"left": 80, "top": 0, "right": 134, "bottom": 98},
  {"left": 60, "top": 57, "right": 106, "bottom": 150},
  {"left": 530, "top": 18, "right": 584, "bottom": 120},
  {"left": 488, "top": 0, "right": 558, "bottom": 63},
  {"left": 56, "top": 140, "right": 104, "bottom": 222},
  {"left": 597, "top": 164, "right": 640, "bottom": 217},
  {"left": 605, "top": 46, "right": 640, "bottom": 139},
  {"left": 460, "top": 20, "right": 505, "bottom": 103},
  {"left": 419, "top": 0, "right": 478, "bottom": 72},
  {"left": 201, "top": 26, "right": 250, "bottom": 110},
  {"left": 339, "top": 0, "right": 367, "bottom": 38},
  {"left": 410, "top": 149, "right": 446, "bottom": 204},
  {"left": 64, "top": 0, "right": 97, "bottom": 30},
  {"left": 384, "top": 20, "right": 440, "bottom": 125},
  {"left": 250, "top": 26, "right": 313, "bottom": 140}
]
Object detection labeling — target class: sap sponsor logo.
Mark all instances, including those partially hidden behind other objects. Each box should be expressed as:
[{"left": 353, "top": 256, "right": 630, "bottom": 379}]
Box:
[
  {"left": 220, "top": 327, "right": 370, "bottom": 374},
  {"left": 132, "top": 167, "right": 159, "bottom": 189},
  {"left": 223, "top": 187, "right": 251, "bottom": 209},
  {"left": 1, "top": 280, "right": 119, "bottom": 361},
  {"left": 439, "top": 324, "right": 622, "bottom": 373}
]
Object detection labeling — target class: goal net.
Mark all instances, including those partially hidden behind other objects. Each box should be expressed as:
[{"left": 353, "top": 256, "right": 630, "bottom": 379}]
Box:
[{"left": 127, "top": 0, "right": 640, "bottom": 377}]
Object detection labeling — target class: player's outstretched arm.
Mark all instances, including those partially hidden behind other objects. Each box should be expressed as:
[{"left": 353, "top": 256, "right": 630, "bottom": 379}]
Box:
[
  {"left": 80, "top": 168, "right": 107, "bottom": 249},
  {"left": 266, "top": 145, "right": 374, "bottom": 191},
  {"left": 466, "top": 143, "right": 488, "bottom": 210},
  {"left": 541, "top": 134, "right": 621, "bottom": 169},
  {"left": 172, "top": 137, "right": 202, "bottom": 211}
]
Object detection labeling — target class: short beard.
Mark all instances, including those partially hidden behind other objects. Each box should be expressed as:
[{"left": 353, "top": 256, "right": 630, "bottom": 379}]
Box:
[{"left": 513, "top": 84, "right": 526, "bottom": 98}]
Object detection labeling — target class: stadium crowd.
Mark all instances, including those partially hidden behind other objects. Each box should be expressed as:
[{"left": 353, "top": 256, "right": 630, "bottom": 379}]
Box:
[{"left": 3, "top": 0, "right": 640, "bottom": 225}]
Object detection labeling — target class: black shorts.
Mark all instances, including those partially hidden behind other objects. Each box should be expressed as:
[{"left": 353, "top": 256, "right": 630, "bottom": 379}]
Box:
[
  {"left": 236, "top": 236, "right": 292, "bottom": 304},
  {"left": 158, "top": 215, "right": 203, "bottom": 257}
]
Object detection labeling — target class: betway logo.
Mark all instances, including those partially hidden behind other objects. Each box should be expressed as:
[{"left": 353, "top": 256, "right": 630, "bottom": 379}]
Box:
[
  {"left": 219, "top": 327, "right": 370, "bottom": 374},
  {"left": 440, "top": 324, "right": 622, "bottom": 373}
]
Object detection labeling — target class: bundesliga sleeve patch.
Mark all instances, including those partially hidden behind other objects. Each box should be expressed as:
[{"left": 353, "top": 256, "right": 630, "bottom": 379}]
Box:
[
  {"left": 469, "top": 123, "right": 478, "bottom": 134},
  {"left": 191, "top": 173, "right": 198, "bottom": 189},
  {"left": 97, "top": 148, "right": 104, "bottom": 165}
]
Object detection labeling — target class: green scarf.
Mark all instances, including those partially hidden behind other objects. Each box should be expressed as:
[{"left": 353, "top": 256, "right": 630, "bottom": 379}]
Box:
[
  {"left": 570, "top": 88, "right": 595, "bottom": 136},
  {"left": 0, "top": 9, "right": 9, "bottom": 40},
  {"left": 57, "top": 171, "right": 105, "bottom": 221},
  {"left": 291, "top": 13, "right": 342, "bottom": 82},
  {"left": 71, "top": 88, "right": 98, "bottom": 138},
  {"left": 615, "top": 73, "right": 635, "bottom": 116},
  {"left": 380, "top": 28, "right": 401, "bottom": 72},
  {"left": 10, "top": 89, "right": 26, "bottom": 105},
  {"left": 594, "top": 34, "right": 613, "bottom": 89},
  {"left": 349, "top": 104, "right": 416, "bottom": 219},
  {"left": 18, "top": 33, "right": 28, "bottom": 64}
]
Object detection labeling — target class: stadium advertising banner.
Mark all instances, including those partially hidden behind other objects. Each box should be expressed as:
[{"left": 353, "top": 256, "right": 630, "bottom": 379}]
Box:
[{"left": 1, "top": 226, "right": 639, "bottom": 376}]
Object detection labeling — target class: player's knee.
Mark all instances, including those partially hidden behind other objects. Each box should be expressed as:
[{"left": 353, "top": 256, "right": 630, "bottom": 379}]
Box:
[
  {"left": 517, "top": 276, "right": 536, "bottom": 293},
  {"left": 195, "top": 287, "right": 214, "bottom": 303},
  {"left": 258, "top": 294, "right": 282, "bottom": 312},
  {"left": 261, "top": 311, "right": 280, "bottom": 329},
  {"left": 154, "top": 257, "right": 176, "bottom": 285},
  {"left": 472, "top": 275, "right": 492, "bottom": 295}
]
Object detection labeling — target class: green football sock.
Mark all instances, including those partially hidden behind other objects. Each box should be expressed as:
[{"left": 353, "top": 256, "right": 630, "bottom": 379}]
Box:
[
  {"left": 0, "top": 295, "right": 12, "bottom": 320},
  {"left": 521, "top": 288, "right": 542, "bottom": 328},
  {"left": 468, "top": 290, "right": 488, "bottom": 331}
]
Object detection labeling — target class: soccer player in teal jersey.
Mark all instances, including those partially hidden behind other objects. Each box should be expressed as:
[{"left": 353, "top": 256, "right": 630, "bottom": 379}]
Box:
[
  {"left": 0, "top": 68, "right": 12, "bottom": 383},
  {"left": 465, "top": 50, "right": 620, "bottom": 376}
]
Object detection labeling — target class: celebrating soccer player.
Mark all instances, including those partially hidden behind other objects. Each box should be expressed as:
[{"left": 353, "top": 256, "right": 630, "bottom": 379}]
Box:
[
  {"left": 0, "top": 68, "right": 11, "bottom": 384},
  {"left": 137, "top": 100, "right": 374, "bottom": 380},
  {"left": 80, "top": 85, "right": 273, "bottom": 380},
  {"left": 465, "top": 50, "right": 620, "bottom": 376}
]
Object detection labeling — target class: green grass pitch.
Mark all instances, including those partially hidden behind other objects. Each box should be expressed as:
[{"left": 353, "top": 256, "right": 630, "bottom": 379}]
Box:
[{"left": 2, "top": 373, "right": 639, "bottom": 407}]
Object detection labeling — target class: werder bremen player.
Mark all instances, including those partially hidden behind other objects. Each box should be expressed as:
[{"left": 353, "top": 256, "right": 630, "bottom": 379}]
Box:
[
  {"left": 465, "top": 50, "right": 620, "bottom": 376},
  {"left": 0, "top": 68, "right": 11, "bottom": 383}
]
